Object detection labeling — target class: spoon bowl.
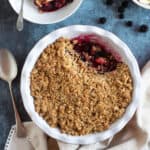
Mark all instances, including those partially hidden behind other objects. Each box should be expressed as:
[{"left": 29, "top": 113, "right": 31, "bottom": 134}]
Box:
[{"left": 0, "top": 49, "right": 18, "bottom": 82}]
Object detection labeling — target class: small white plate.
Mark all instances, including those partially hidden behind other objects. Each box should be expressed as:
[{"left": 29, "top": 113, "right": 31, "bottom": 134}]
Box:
[
  {"left": 132, "top": 0, "right": 150, "bottom": 9},
  {"left": 21, "top": 25, "right": 141, "bottom": 145},
  {"left": 8, "top": 0, "right": 83, "bottom": 24}
]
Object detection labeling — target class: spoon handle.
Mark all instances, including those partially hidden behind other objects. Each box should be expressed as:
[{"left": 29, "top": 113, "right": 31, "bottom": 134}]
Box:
[
  {"left": 9, "top": 82, "right": 35, "bottom": 149},
  {"left": 16, "top": 0, "right": 24, "bottom": 31},
  {"left": 8, "top": 82, "right": 26, "bottom": 137}
]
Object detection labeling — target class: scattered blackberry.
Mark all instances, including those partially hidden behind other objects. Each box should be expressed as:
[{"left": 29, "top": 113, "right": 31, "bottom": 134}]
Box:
[
  {"left": 98, "top": 17, "right": 107, "bottom": 24},
  {"left": 105, "top": 0, "right": 114, "bottom": 5},
  {"left": 118, "top": 13, "right": 124, "bottom": 19},
  {"left": 121, "top": 1, "right": 129, "bottom": 8},
  {"left": 138, "top": 25, "right": 149, "bottom": 32},
  {"left": 125, "top": 21, "right": 133, "bottom": 27},
  {"left": 118, "top": 6, "right": 125, "bottom": 13}
]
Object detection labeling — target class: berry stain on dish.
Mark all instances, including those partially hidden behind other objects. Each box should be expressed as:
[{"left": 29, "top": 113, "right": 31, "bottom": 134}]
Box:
[{"left": 34, "top": 0, "right": 74, "bottom": 12}]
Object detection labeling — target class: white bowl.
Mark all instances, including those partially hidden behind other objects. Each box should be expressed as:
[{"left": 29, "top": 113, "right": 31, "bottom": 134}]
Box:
[
  {"left": 21, "top": 25, "right": 141, "bottom": 144},
  {"left": 132, "top": 0, "right": 150, "bottom": 9},
  {"left": 8, "top": 0, "right": 83, "bottom": 24}
]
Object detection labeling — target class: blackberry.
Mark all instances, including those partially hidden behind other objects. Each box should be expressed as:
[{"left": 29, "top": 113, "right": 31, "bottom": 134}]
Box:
[
  {"left": 118, "top": 13, "right": 124, "bottom": 19},
  {"left": 94, "top": 51, "right": 108, "bottom": 59},
  {"left": 98, "top": 17, "right": 107, "bottom": 24},
  {"left": 105, "top": 0, "right": 113, "bottom": 5},
  {"left": 138, "top": 25, "right": 149, "bottom": 32},
  {"left": 83, "top": 42, "right": 92, "bottom": 52},
  {"left": 121, "top": 1, "right": 129, "bottom": 8},
  {"left": 125, "top": 21, "right": 133, "bottom": 27},
  {"left": 118, "top": 6, "right": 125, "bottom": 13}
]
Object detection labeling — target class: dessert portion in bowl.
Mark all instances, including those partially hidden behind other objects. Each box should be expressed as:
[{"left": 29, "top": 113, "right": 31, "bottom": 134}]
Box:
[
  {"left": 35, "top": 0, "right": 74, "bottom": 12},
  {"left": 8, "top": 0, "right": 82, "bottom": 24},
  {"left": 30, "top": 34, "right": 133, "bottom": 136}
]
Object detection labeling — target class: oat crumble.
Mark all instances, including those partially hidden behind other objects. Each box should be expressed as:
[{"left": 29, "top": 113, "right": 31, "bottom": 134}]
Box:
[{"left": 30, "top": 37, "right": 133, "bottom": 136}]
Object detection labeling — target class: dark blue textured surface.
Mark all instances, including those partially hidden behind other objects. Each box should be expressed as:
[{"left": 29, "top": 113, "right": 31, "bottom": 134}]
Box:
[{"left": 0, "top": 0, "right": 150, "bottom": 149}]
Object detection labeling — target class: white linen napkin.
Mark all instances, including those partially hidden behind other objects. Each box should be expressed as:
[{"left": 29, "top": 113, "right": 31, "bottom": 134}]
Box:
[
  {"left": 4, "top": 122, "right": 48, "bottom": 150},
  {"left": 4, "top": 61, "right": 150, "bottom": 150}
]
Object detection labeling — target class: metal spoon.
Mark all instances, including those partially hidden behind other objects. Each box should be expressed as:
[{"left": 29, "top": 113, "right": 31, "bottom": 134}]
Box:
[
  {"left": 0, "top": 49, "right": 34, "bottom": 149},
  {"left": 16, "top": 0, "right": 24, "bottom": 31}
]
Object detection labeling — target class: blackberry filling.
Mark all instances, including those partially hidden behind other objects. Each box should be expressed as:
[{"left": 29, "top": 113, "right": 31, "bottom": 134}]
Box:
[
  {"left": 72, "top": 35, "right": 121, "bottom": 73},
  {"left": 35, "top": 0, "right": 73, "bottom": 12}
]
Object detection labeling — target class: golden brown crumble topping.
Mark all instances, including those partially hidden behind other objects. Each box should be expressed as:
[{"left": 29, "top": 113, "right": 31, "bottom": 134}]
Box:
[{"left": 30, "top": 37, "right": 133, "bottom": 136}]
